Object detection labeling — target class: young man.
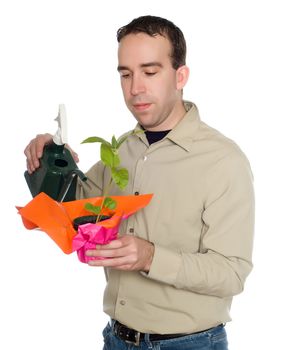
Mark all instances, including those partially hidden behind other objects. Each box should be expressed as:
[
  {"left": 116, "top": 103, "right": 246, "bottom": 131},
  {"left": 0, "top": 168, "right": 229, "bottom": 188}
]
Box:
[{"left": 25, "top": 15, "right": 254, "bottom": 350}]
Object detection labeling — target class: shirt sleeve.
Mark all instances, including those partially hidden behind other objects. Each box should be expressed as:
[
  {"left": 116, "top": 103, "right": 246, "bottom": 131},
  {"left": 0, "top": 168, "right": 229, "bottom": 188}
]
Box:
[
  {"left": 75, "top": 160, "right": 105, "bottom": 199},
  {"left": 146, "top": 151, "right": 255, "bottom": 298}
]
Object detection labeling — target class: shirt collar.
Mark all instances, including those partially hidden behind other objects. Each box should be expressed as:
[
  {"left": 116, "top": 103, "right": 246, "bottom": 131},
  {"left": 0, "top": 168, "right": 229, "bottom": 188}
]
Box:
[
  {"left": 166, "top": 101, "right": 200, "bottom": 152},
  {"left": 134, "top": 100, "right": 201, "bottom": 152}
]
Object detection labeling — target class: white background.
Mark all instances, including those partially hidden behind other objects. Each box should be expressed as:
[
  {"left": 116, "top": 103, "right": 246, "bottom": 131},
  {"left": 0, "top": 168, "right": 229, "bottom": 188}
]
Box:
[{"left": 1, "top": 0, "right": 306, "bottom": 349}]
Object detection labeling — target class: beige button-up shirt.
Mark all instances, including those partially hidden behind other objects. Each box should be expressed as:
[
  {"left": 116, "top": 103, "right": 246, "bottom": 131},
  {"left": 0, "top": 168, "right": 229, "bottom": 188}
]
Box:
[{"left": 76, "top": 101, "right": 255, "bottom": 334}]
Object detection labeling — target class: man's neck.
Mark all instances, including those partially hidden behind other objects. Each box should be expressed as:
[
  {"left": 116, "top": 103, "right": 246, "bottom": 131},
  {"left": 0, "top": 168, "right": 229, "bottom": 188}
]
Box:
[{"left": 145, "top": 100, "right": 186, "bottom": 132}]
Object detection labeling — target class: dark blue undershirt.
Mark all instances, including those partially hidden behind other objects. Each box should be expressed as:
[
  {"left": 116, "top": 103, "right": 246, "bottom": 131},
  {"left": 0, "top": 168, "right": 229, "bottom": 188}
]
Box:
[{"left": 144, "top": 129, "right": 171, "bottom": 145}]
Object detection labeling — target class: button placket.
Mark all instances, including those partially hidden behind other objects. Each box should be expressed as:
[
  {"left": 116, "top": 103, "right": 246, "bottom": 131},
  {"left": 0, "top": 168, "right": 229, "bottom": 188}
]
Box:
[
  {"left": 132, "top": 153, "right": 148, "bottom": 197},
  {"left": 125, "top": 153, "right": 148, "bottom": 242}
]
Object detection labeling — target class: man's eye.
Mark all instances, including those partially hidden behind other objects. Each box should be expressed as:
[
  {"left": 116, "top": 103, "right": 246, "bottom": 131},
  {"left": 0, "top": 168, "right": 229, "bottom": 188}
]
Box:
[
  {"left": 145, "top": 72, "right": 157, "bottom": 76},
  {"left": 121, "top": 73, "right": 131, "bottom": 79}
]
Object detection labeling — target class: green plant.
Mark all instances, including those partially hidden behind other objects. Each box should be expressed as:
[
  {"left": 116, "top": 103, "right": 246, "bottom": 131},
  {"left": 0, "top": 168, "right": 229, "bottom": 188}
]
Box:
[{"left": 81, "top": 130, "right": 141, "bottom": 222}]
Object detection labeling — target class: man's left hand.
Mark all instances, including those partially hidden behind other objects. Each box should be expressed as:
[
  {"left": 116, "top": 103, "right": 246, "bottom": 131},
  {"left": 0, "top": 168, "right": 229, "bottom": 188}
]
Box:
[{"left": 85, "top": 235, "right": 155, "bottom": 272}]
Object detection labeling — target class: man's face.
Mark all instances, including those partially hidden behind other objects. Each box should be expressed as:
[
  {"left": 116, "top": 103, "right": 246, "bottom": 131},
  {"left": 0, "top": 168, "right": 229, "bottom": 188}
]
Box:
[{"left": 118, "top": 33, "right": 185, "bottom": 131}]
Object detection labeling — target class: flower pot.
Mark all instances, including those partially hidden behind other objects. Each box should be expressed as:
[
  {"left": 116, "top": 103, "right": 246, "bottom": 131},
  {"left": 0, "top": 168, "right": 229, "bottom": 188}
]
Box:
[{"left": 73, "top": 215, "right": 111, "bottom": 230}]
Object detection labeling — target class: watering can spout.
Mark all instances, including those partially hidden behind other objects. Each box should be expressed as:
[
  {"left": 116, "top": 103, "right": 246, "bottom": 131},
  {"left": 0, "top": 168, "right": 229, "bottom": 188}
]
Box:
[{"left": 57, "top": 170, "right": 87, "bottom": 202}]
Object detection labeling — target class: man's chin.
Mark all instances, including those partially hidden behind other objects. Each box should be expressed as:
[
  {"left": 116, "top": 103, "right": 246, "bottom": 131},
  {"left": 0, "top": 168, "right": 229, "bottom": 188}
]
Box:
[{"left": 130, "top": 108, "right": 153, "bottom": 123}]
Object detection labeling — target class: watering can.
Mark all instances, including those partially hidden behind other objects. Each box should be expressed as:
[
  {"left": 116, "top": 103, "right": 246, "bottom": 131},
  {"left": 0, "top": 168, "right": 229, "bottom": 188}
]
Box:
[{"left": 24, "top": 104, "right": 87, "bottom": 202}]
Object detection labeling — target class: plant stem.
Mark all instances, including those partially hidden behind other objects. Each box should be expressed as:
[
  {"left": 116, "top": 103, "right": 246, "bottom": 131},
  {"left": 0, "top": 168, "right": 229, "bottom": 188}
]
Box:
[{"left": 96, "top": 177, "right": 113, "bottom": 223}]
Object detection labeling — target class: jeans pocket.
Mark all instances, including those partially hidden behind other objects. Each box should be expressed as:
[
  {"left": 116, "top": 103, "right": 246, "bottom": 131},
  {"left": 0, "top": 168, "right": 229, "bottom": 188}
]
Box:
[
  {"left": 210, "top": 326, "right": 228, "bottom": 350},
  {"left": 159, "top": 331, "right": 211, "bottom": 349},
  {"left": 102, "top": 323, "right": 112, "bottom": 342}
]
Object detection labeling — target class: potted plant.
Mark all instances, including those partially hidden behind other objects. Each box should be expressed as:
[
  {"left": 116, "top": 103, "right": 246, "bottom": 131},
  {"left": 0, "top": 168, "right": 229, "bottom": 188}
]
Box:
[
  {"left": 18, "top": 128, "right": 152, "bottom": 263},
  {"left": 72, "top": 130, "right": 141, "bottom": 230}
]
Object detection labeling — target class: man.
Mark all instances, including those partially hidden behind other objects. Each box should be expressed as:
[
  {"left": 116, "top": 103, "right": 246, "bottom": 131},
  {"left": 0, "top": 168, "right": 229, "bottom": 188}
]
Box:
[{"left": 25, "top": 15, "right": 254, "bottom": 350}]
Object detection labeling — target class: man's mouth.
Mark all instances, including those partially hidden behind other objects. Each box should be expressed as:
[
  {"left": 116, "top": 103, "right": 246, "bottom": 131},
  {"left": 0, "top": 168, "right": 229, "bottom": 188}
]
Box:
[{"left": 133, "top": 103, "right": 151, "bottom": 111}]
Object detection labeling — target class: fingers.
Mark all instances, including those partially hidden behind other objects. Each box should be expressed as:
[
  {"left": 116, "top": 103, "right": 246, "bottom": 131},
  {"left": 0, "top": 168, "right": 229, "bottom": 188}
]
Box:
[
  {"left": 88, "top": 256, "right": 136, "bottom": 269},
  {"left": 96, "top": 239, "right": 125, "bottom": 250},
  {"left": 86, "top": 236, "right": 154, "bottom": 272},
  {"left": 24, "top": 133, "right": 52, "bottom": 173},
  {"left": 86, "top": 246, "right": 134, "bottom": 268},
  {"left": 65, "top": 144, "right": 79, "bottom": 163},
  {"left": 87, "top": 241, "right": 130, "bottom": 259}
]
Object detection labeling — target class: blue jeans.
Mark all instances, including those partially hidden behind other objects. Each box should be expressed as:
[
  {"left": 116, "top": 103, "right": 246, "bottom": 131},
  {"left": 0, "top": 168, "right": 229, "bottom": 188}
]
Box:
[{"left": 102, "top": 322, "right": 228, "bottom": 349}]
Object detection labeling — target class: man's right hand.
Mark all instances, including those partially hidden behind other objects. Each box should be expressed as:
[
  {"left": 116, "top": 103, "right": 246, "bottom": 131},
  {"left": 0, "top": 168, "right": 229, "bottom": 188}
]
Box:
[{"left": 24, "top": 133, "right": 79, "bottom": 174}]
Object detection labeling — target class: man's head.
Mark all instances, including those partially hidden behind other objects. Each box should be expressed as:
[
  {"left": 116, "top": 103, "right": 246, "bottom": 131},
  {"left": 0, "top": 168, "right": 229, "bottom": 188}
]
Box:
[
  {"left": 117, "top": 15, "right": 186, "bottom": 70},
  {"left": 117, "top": 15, "right": 189, "bottom": 131}
]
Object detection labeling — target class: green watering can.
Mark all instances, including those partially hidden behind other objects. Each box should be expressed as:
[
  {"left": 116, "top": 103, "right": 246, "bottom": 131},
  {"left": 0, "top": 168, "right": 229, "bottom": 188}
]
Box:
[{"left": 24, "top": 105, "right": 87, "bottom": 202}]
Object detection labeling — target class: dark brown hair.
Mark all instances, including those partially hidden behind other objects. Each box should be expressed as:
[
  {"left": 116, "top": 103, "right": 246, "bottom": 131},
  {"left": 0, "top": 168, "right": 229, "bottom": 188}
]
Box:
[{"left": 117, "top": 15, "right": 186, "bottom": 70}]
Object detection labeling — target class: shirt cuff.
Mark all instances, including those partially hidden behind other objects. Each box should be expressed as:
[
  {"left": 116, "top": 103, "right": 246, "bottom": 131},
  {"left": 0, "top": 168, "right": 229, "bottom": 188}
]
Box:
[{"left": 144, "top": 244, "right": 182, "bottom": 286}]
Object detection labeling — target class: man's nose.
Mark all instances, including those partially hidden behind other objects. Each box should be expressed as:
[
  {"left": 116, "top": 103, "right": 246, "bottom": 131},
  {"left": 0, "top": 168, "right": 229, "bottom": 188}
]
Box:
[{"left": 130, "top": 75, "right": 146, "bottom": 96}]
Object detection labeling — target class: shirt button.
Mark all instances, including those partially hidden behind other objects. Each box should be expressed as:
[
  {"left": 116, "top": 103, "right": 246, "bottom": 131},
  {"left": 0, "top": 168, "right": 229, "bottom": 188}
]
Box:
[
  {"left": 129, "top": 228, "right": 134, "bottom": 233},
  {"left": 134, "top": 191, "right": 139, "bottom": 195},
  {"left": 120, "top": 300, "right": 126, "bottom": 306},
  {"left": 143, "top": 156, "right": 147, "bottom": 161}
]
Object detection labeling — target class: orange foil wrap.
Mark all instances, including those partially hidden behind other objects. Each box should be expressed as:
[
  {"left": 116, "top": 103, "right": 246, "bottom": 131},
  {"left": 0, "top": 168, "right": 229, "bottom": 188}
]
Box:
[{"left": 17, "top": 192, "right": 153, "bottom": 260}]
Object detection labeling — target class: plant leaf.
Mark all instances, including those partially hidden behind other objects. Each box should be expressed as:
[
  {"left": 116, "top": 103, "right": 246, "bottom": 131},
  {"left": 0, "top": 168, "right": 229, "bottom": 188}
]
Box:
[
  {"left": 81, "top": 136, "right": 111, "bottom": 146},
  {"left": 113, "top": 152, "right": 120, "bottom": 168},
  {"left": 103, "top": 197, "right": 117, "bottom": 210},
  {"left": 84, "top": 203, "right": 101, "bottom": 215},
  {"left": 100, "top": 143, "right": 115, "bottom": 167},
  {"left": 111, "top": 167, "right": 129, "bottom": 190},
  {"left": 111, "top": 135, "right": 117, "bottom": 149}
]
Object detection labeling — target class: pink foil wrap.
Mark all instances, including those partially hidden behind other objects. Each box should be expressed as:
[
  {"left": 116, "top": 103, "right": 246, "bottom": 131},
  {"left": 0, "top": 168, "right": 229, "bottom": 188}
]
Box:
[{"left": 72, "top": 220, "right": 122, "bottom": 263}]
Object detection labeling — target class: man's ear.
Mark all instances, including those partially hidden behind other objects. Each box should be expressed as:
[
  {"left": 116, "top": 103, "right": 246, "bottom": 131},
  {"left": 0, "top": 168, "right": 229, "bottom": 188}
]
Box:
[{"left": 176, "top": 65, "right": 190, "bottom": 90}]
